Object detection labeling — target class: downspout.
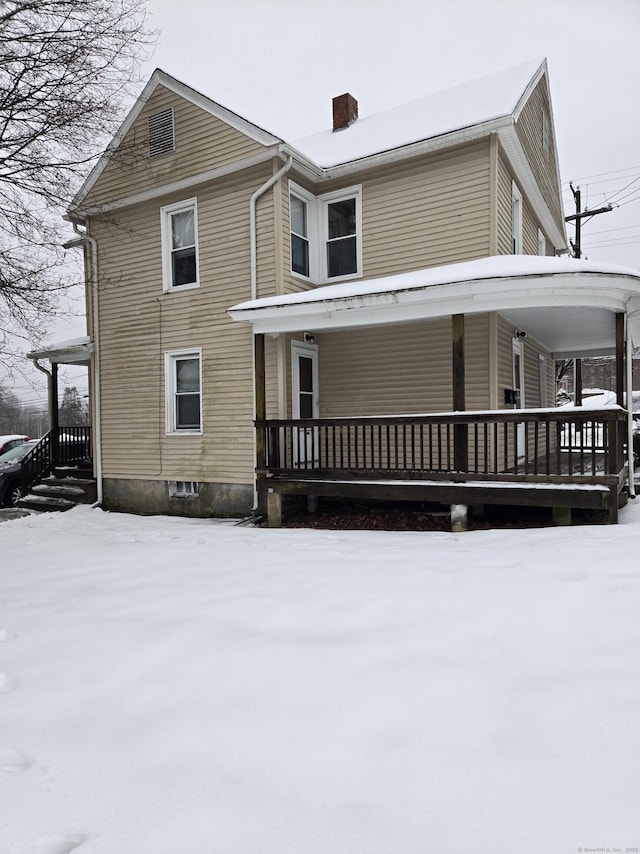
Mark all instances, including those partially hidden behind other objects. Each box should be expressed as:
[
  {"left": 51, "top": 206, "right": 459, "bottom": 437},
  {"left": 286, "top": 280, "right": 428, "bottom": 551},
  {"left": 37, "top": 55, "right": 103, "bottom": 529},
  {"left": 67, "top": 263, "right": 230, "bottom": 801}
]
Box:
[
  {"left": 27, "top": 357, "right": 53, "bottom": 425},
  {"left": 73, "top": 222, "right": 103, "bottom": 505},
  {"left": 626, "top": 310, "right": 637, "bottom": 499},
  {"left": 249, "top": 153, "right": 294, "bottom": 511}
]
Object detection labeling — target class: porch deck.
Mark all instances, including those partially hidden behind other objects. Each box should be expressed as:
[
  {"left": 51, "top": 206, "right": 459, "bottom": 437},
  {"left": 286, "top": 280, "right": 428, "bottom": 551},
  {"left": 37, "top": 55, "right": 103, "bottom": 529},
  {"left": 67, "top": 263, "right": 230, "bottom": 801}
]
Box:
[{"left": 257, "top": 408, "right": 628, "bottom": 525}]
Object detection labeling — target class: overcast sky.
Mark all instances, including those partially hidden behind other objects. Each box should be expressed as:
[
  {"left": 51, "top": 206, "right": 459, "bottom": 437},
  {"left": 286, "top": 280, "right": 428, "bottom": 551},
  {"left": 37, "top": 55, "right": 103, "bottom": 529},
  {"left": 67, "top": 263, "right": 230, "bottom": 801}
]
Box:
[{"left": 19, "top": 0, "right": 640, "bottom": 405}]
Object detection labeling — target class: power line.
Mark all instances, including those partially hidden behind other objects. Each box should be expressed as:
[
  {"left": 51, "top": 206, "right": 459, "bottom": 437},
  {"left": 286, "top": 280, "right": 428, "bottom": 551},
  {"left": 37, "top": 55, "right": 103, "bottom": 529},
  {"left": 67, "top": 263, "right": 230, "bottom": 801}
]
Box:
[{"left": 562, "top": 164, "right": 640, "bottom": 186}]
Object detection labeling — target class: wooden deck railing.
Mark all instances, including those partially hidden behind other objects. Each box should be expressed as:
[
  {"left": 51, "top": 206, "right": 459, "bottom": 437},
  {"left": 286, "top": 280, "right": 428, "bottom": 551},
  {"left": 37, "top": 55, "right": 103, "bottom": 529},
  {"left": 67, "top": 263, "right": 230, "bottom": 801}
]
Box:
[
  {"left": 21, "top": 426, "right": 92, "bottom": 493},
  {"left": 257, "top": 408, "right": 627, "bottom": 483}
]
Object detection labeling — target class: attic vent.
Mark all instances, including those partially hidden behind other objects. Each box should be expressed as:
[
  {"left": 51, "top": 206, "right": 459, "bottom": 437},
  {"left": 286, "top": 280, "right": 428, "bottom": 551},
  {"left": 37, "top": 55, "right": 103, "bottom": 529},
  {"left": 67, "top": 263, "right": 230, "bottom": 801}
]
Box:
[{"left": 148, "top": 108, "right": 174, "bottom": 157}]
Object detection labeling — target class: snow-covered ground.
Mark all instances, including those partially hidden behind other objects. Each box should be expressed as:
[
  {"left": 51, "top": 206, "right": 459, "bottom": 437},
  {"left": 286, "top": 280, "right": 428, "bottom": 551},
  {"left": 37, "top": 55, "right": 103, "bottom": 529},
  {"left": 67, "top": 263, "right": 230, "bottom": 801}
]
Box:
[{"left": 1, "top": 505, "right": 639, "bottom": 854}]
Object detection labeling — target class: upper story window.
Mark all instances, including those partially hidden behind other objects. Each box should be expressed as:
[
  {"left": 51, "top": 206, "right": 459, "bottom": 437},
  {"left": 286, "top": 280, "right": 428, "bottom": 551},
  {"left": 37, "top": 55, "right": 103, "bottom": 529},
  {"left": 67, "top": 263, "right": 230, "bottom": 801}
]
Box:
[
  {"left": 289, "top": 181, "right": 362, "bottom": 284},
  {"left": 325, "top": 194, "right": 358, "bottom": 278},
  {"left": 290, "top": 192, "right": 310, "bottom": 277},
  {"left": 161, "top": 198, "right": 199, "bottom": 292},
  {"left": 512, "top": 181, "right": 523, "bottom": 254},
  {"left": 148, "top": 108, "right": 175, "bottom": 158},
  {"left": 165, "top": 349, "right": 202, "bottom": 434}
]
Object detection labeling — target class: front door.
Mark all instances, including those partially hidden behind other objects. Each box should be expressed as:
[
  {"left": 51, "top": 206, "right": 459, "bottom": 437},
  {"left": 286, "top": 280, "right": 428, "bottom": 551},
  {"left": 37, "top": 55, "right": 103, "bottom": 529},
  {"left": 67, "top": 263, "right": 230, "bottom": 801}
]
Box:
[
  {"left": 512, "top": 338, "right": 525, "bottom": 460},
  {"left": 291, "top": 340, "right": 319, "bottom": 467}
]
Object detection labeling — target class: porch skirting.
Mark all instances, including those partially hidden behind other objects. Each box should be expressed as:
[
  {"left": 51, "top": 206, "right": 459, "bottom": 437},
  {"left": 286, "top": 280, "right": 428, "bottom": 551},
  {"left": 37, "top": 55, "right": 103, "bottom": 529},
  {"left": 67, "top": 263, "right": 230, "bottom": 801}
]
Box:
[{"left": 102, "top": 478, "right": 253, "bottom": 518}]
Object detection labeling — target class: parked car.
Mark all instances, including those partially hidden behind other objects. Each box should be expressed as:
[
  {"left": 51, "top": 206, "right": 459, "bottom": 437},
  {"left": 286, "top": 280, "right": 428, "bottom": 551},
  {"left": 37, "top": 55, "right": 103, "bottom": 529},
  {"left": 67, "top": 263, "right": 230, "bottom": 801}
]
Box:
[
  {"left": 0, "top": 439, "right": 39, "bottom": 507},
  {"left": 0, "top": 434, "right": 29, "bottom": 456}
]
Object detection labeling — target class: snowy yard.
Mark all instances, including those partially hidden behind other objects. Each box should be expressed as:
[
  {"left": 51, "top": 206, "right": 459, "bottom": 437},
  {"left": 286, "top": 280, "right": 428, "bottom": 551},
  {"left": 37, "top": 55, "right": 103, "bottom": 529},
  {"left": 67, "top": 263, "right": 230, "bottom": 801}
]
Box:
[{"left": 1, "top": 505, "right": 639, "bottom": 854}]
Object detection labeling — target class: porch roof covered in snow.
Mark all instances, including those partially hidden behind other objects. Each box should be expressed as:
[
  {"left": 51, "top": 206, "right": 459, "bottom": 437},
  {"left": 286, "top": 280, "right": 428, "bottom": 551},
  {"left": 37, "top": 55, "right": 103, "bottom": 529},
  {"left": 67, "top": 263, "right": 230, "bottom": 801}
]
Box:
[
  {"left": 27, "top": 336, "right": 93, "bottom": 366},
  {"left": 228, "top": 255, "right": 640, "bottom": 359}
]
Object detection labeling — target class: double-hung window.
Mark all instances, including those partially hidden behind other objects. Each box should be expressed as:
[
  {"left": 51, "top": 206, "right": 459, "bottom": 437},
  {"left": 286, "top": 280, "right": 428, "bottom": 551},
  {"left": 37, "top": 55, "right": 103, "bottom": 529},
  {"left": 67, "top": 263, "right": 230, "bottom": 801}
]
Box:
[
  {"left": 165, "top": 349, "right": 202, "bottom": 434},
  {"left": 161, "top": 198, "right": 199, "bottom": 291},
  {"left": 290, "top": 191, "right": 311, "bottom": 277},
  {"left": 322, "top": 187, "right": 361, "bottom": 280},
  {"left": 289, "top": 182, "right": 362, "bottom": 283}
]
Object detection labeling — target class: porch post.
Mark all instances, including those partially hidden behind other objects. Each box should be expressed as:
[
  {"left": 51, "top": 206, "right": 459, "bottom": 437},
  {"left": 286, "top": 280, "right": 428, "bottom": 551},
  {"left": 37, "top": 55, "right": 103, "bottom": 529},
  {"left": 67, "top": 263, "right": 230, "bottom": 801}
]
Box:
[
  {"left": 49, "top": 362, "right": 59, "bottom": 431},
  {"left": 254, "top": 333, "right": 268, "bottom": 516},
  {"left": 452, "top": 314, "right": 468, "bottom": 472},
  {"left": 50, "top": 361, "right": 60, "bottom": 467},
  {"left": 574, "top": 359, "right": 582, "bottom": 405},
  {"left": 615, "top": 312, "right": 625, "bottom": 406}
]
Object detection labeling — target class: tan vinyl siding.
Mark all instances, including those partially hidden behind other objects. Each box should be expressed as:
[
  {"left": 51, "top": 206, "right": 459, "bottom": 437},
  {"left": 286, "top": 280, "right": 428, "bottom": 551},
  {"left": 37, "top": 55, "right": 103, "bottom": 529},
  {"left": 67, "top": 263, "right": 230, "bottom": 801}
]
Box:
[
  {"left": 496, "top": 314, "right": 554, "bottom": 409},
  {"left": 280, "top": 141, "right": 491, "bottom": 294},
  {"left": 83, "top": 86, "right": 268, "bottom": 210},
  {"left": 362, "top": 142, "right": 491, "bottom": 275},
  {"left": 515, "top": 78, "right": 564, "bottom": 237},
  {"left": 89, "top": 165, "right": 276, "bottom": 485},
  {"left": 316, "top": 315, "right": 491, "bottom": 418}
]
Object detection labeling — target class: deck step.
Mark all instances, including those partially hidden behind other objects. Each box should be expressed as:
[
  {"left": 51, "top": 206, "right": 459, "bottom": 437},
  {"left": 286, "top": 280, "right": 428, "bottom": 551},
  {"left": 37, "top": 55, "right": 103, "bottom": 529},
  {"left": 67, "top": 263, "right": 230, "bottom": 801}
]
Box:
[{"left": 18, "top": 494, "right": 76, "bottom": 512}]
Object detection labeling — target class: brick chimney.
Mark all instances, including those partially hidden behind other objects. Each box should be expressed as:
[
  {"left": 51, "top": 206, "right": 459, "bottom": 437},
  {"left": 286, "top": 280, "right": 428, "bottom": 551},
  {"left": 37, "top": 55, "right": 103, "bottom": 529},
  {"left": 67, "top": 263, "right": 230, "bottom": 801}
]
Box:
[{"left": 332, "top": 93, "right": 358, "bottom": 131}]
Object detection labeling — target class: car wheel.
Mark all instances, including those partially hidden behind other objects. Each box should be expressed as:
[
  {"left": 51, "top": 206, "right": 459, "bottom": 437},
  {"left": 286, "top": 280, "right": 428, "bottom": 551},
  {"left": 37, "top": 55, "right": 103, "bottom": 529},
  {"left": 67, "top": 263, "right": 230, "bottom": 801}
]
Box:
[{"left": 7, "top": 482, "right": 22, "bottom": 507}]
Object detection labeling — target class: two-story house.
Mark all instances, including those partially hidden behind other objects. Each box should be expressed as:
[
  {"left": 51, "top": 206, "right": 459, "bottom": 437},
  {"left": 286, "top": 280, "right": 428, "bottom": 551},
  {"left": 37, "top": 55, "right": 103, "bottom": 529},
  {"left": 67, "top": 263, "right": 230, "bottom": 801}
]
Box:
[{"left": 29, "top": 58, "right": 640, "bottom": 526}]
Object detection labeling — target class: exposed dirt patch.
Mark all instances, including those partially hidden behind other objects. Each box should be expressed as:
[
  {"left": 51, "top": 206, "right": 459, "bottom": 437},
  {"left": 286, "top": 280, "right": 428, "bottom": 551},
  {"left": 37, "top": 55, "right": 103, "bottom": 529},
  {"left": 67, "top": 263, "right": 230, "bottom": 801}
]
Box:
[{"left": 272, "top": 499, "right": 571, "bottom": 532}]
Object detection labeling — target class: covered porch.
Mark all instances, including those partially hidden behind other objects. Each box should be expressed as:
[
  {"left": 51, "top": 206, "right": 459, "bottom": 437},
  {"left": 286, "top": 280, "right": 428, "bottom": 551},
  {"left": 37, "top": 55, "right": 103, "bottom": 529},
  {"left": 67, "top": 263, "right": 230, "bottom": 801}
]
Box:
[
  {"left": 24, "top": 337, "right": 95, "bottom": 496},
  {"left": 229, "top": 256, "right": 640, "bottom": 528}
]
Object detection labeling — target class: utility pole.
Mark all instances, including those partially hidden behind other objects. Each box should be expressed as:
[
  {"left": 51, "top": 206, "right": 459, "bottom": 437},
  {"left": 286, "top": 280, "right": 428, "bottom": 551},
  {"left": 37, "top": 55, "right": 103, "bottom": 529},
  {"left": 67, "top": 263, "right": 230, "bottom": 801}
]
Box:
[{"left": 564, "top": 183, "right": 612, "bottom": 404}]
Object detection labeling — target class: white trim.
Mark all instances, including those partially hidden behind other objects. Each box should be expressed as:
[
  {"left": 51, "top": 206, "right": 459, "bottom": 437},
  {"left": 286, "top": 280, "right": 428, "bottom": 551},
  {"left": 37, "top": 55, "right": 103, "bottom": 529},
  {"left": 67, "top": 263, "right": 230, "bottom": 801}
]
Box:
[
  {"left": 291, "top": 340, "right": 319, "bottom": 418},
  {"left": 72, "top": 148, "right": 282, "bottom": 218},
  {"left": 229, "top": 257, "right": 640, "bottom": 356},
  {"left": 160, "top": 198, "right": 200, "bottom": 293},
  {"left": 288, "top": 181, "right": 316, "bottom": 281},
  {"left": 320, "top": 185, "right": 363, "bottom": 283},
  {"left": 512, "top": 181, "right": 523, "bottom": 255},
  {"left": 498, "top": 125, "right": 566, "bottom": 250},
  {"left": 537, "top": 228, "right": 546, "bottom": 256},
  {"left": 70, "top": 68, "right": 281, "bottom": 210},
  {"left": 164, "top": 348, "right": 203, "bottom": 435}
]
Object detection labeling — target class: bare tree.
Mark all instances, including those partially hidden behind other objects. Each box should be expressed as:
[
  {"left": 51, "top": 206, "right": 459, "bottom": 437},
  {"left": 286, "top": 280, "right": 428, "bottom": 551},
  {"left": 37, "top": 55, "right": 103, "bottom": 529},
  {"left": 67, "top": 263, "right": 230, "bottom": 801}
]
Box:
[{"left": 0, "top": 0, "right": 155, "bottom": 368}]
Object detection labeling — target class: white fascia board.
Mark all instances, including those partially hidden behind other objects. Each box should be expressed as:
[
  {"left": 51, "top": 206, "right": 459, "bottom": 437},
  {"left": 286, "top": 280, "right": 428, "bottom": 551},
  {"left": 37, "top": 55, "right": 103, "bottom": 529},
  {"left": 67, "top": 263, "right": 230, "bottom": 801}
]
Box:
[
  {"left": 498, "top": 125, "right": 567, "bottom": 250},
  {"left": 512, "top": 59, "right": 547, "bottom": 122},
  {"left": 230, "top": 273, "right": 638, "bottom": 335},
  {"left": 283, "top": 117, "right": 512, "bottom": 184},
  {"left": 73, "top": 147, "right": 283, "bottom": 217}
]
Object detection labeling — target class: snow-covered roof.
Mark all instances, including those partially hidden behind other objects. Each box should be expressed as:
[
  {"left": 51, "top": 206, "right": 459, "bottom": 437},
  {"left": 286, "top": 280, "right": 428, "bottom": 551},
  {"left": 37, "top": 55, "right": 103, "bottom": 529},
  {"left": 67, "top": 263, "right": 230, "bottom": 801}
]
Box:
[
  {"left": 229, "top": 255, "right": 640, "bottom": 356},
  {"left": 27, "top": 336, "right": 93, "bottom": 365},
  {"left": 291, "top": 59, "right": 543, "bottom": 169}
]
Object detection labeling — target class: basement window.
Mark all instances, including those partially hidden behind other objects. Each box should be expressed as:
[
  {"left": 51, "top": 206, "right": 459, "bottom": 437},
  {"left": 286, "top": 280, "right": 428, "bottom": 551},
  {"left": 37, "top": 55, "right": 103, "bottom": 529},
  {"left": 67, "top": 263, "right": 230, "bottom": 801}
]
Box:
[
  {"left": 148, "top": 108, "right": 175, "bottom": 157},
  {"left": 169, "top": 480, "right": 199, "bottom": 498}
]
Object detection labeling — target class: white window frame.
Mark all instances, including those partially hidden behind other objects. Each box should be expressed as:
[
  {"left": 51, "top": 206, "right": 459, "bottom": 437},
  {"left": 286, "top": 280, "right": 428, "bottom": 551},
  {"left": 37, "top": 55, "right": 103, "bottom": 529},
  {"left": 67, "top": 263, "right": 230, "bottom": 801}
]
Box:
[
  {"left": 168, "top": 480, "right": 199, "bottom": 498},
  {"left": 288, "top": 182, "right": 362, "bottom": 284},
  {"left": 320, "top": 185, "right": 362, "bottom": 283},
  {"left": 537, "top": 227, "right": 546, "bottom": 257},
  {"left": 165, "top": 348, "right": 203, "bottom": 435},
  {"left": 289, "top": 182, "right": 317, "bottom": 281},
  {"left": 512, "top": 181, "right": 523, "bottom": 255},
  {"left": 161, "top": 198, "right": 200, "bottom": 293}
]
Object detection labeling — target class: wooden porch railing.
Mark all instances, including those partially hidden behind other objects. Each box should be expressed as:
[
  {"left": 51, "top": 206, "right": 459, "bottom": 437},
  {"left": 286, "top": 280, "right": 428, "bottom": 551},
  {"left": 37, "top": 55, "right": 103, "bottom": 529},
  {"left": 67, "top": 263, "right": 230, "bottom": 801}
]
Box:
[
  {"left": 21, "top": 426, "right": 92, "bottom": 494},
  {"left": 257, "top": 408, "right": 627, "bottom": 483}
]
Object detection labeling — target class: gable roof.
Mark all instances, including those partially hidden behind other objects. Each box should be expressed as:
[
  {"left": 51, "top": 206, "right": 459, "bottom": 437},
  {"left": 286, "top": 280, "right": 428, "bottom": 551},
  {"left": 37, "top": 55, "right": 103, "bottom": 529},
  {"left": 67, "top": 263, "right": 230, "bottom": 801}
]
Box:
[
  {"left": 70, "top": 60, "right": 564, "bottom": 249},
  {"left": 71, "top": 68, "right": 283, "bottom": 211},
  {"left": 290, "top": 59, "right": 544, "bottom": 169}
]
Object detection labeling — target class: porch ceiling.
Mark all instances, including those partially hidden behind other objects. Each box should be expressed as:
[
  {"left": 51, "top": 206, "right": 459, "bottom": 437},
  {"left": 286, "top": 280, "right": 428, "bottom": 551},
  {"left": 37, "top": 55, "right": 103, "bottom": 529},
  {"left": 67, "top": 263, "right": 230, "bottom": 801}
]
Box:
[{"left": 229, "top": 255, "right": 640, "bottom": 357}]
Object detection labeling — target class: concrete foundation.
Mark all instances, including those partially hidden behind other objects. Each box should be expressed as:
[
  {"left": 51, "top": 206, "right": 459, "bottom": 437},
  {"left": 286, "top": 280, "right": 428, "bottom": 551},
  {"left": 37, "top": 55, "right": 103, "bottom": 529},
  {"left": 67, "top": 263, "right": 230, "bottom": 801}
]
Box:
[{"left": 102, "top": 478, "right": 254, "bottom": 519}]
